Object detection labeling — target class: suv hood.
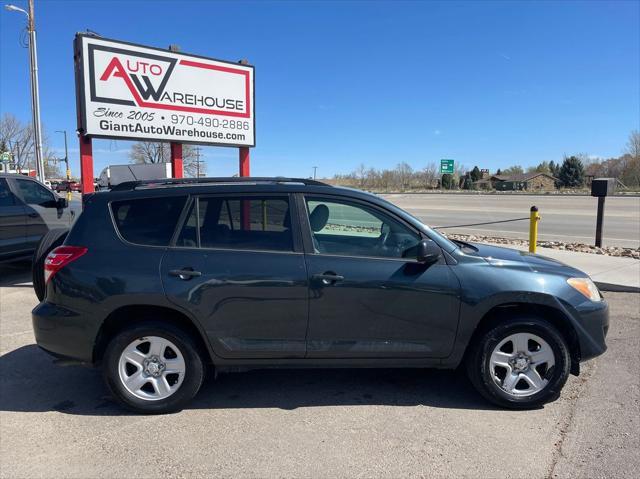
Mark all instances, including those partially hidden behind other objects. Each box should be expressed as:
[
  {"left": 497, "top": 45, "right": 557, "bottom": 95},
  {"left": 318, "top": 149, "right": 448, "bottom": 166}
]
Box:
[{"left": 470, "top": 242, "right": 584, "bottom": 277}]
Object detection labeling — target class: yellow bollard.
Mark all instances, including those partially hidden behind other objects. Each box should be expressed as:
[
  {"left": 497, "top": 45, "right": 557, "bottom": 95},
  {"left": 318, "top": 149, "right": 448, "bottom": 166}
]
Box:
[{"left": 529, "top": 206, "right": 540, "bottom": 253}]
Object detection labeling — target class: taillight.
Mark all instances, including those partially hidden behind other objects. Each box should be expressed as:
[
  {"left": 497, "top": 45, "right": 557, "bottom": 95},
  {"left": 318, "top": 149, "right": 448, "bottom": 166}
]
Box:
[{"left": 44, "top": 246, "right": 88, "bottom": 284}]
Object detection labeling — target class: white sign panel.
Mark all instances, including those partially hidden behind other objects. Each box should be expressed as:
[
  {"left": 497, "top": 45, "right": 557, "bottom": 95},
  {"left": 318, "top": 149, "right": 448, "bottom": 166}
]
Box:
[{"left": 75, "top": 35, "right": 255, "bottom": 147}]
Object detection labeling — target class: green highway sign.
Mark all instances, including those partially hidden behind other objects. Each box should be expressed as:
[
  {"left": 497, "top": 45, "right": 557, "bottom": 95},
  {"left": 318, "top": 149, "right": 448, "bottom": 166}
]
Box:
[
  {"left": 440, "top": 159, "right": 454, "bottom": 174},
  {"left": 1, "top": 151, "right": 11, "bottom": 163}
]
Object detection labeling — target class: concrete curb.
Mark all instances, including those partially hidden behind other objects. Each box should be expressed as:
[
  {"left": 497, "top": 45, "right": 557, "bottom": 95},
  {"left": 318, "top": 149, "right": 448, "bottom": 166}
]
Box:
[{"left": 595, "top": 282, "right": 640, "bottom": 294}]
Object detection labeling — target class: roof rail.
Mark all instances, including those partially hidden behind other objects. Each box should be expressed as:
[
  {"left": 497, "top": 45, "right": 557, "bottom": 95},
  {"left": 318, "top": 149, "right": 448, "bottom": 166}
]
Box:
[{"left": 110, "top": 176, "right": 330, "bottom": 192}]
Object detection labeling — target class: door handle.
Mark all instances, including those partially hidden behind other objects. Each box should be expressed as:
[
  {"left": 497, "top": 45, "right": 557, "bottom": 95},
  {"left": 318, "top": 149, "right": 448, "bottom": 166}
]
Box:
[
  {"left": 311, "top": 272, "right": 344, "bottom": 285},
  {"left": 169, "top": 268, "right": 202, "bottom": 280},
  {"left": 27, "top": 213, "right": 38, "bottom": 218}
]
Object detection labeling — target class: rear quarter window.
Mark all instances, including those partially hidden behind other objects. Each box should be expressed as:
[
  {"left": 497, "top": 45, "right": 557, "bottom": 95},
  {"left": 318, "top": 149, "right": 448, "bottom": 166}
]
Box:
[{"left": 111, "top": 196, "right": 187, "bottom": 246}]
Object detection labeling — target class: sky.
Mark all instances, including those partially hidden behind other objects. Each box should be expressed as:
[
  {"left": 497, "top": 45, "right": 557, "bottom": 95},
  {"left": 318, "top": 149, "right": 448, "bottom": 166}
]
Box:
[{"left": 1, "top": 0, "right": 639, "bottom": 178}]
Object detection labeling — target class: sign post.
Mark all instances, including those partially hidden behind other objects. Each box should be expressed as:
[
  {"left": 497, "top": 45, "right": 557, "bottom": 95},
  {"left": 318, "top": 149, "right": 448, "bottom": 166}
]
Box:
[
  {"left": 74, "top": 34, "right": 255, "bottom": 193},
  {"left": 591, "top": 178, "right": 616, "bottom": 247}
]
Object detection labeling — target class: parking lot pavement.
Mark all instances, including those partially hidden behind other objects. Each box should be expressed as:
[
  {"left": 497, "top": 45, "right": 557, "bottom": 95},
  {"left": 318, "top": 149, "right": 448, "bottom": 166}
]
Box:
[{"left": 1, "top": 261, "right": 638, "bottom": 479}]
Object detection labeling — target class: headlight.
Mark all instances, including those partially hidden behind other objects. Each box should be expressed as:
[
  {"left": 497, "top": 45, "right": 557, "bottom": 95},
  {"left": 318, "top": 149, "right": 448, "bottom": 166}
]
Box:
[{"left": 567, "top": 278, "right": 602, "bottom": 301}]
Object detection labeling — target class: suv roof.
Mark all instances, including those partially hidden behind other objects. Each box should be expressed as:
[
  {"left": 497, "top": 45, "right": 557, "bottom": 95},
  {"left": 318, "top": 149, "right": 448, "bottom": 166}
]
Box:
[{"left": 111, "top": 176, "right": 332, "bottom": 192}]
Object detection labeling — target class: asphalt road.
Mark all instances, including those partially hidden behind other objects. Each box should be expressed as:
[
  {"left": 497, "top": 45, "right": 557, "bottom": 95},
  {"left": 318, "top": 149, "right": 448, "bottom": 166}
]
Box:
[
  {"left": 381, "top": 194, "right": 640, "bottom": 249},
  {"left": 0, "top": 260, "right": 638, "bottom": 478}
]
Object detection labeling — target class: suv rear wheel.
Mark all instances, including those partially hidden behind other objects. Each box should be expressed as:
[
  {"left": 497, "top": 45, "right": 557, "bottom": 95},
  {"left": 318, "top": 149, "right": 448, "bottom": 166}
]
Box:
[
  {"left": 103, "top": 322, "right": 205, "bottom": 414},
  {"left": 466, "top": 317, "right": 571, "bottom": 409}
]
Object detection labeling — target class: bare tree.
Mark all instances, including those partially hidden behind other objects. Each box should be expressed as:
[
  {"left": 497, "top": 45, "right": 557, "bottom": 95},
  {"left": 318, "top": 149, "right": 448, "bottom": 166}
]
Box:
[
  {"left": 625, "top": 130, "right": 640, "bottom": 160},
  {"left": 422, "top": 162, "right": 438, "bottom": 189},
  {"left": 396, "top": 162, "right": 413, "bottom": 190},
  {"left": 129, "top": 141, "right": 206, "bottom": 178},
  {"left": 0, "top": 114, "right": 35, "bottom": 172},
  {"left": 354, "top": 163, "right": 368, "bottom": 187},
  {"left": 0, "top": 113, "right": 60, "bottom": 176},
  {"left": 42, "top": 142, "right": 62, "bottom": 178}
]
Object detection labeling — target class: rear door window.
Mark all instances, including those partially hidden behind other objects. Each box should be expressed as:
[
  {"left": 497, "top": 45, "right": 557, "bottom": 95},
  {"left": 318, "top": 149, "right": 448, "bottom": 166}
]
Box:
[
  {"left": 177, "top": 196, "right": 293, "bottom": 252},
  {"left": 0, "top": 179, "right": 15, "bottom": 206},
  {"left": 111, "top": 196, "right": 187, "bottom": 246}
]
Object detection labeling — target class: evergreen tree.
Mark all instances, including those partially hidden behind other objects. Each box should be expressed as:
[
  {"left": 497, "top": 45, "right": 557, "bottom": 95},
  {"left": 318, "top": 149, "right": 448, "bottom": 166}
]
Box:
[
  {"left": 441, "top": 173, "right": 453, "bottom": 189},
  {"left": 470, "top": 166, "right": 482, "bottom": 182},
  {"left": 558, "top": 156, "right": 585, "bottom": 188}
]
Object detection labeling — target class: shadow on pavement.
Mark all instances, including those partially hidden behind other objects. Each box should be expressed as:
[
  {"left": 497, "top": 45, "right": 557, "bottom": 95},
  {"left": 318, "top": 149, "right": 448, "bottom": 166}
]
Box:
[
  {"left": 0, "top": 344, "right": 497, "bottom": 416},
  {"left": 0, "top": 260, "right": 32, "bottom": 288}
]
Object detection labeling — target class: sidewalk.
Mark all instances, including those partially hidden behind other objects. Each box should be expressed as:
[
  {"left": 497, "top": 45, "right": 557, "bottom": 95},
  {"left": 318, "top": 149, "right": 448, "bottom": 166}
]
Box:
[{"left": 507, "top": 244, "right": 640, "bottom": 292}]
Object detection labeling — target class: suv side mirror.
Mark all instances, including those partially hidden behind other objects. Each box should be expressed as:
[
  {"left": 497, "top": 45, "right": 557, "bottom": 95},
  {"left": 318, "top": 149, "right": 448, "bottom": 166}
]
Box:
[
  {"left": 56, "top": 197, "right": 68, "bottom": 209},
  {"left": 416, "top": 239, "right": 441, "bottom": 263}
]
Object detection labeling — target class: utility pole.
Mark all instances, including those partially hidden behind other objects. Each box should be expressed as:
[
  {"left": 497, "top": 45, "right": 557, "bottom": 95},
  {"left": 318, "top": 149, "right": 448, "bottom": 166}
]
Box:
[
  {"left": 194, "top": 147, "right": 203, "bottom": 178},
  {"left": 312, "top": 166, "right": 318, "bottom": 180},
  {"left": 5, "top": 1, "right": 45, "bottom": 181}
]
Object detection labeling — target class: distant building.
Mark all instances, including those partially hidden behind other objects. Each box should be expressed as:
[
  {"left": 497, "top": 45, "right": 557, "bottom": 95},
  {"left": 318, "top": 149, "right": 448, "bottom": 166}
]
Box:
[{"left": 489, "top": 173, "right": 557, "bottom": 191}]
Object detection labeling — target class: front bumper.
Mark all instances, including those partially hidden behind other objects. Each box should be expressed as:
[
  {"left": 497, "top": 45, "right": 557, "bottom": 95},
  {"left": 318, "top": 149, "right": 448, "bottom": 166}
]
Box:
[
  {"left": 573, "top": 299, "right": 609, "bottom": 362},
  {"left": 32, "top": 301, "right": 99, "bottom": 364}
]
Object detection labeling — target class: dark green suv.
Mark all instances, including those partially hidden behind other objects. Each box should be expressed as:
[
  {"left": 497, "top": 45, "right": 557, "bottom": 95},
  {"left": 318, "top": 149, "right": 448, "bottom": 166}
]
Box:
[{"left": 31, "top": 177, "right": 608, "bottom": 413}]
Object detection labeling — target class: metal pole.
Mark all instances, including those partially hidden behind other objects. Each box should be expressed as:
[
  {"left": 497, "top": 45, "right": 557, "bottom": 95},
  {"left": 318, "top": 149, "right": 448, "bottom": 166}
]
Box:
[
  {"left": 27, "top": 0, "right": 44, "bottom": 182},
  {"left": 195, "top": 147, "right": 201, "bottom": 178},
  {"left": 62, "top": 130, "right": 69, "bottom": 180},
  {"left": 55, "top": 130, "right": 71, "bottom": 199},
  {"left": 313, "top": 166, "right": 318, "bottom": 180},
  {"left": 595, "top": 197, "right": 605, "bottom": 247},
  {"left": 55, "top": 130, "right": 69, "bottom": 179}
]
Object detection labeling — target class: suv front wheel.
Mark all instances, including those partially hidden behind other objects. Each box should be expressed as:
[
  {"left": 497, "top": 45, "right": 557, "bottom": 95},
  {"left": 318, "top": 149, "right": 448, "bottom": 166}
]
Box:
[
  {"left": 466, "top": 317, "right": 571, "bottom": 409},
  {"left": 103, "top": 322, "right": 205, "bottom": 414}
]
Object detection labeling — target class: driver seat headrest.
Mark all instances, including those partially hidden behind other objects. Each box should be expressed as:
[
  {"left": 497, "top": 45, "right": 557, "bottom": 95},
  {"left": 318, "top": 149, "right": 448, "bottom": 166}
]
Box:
[{"left": 309, "top": 204, "right": 329, "bottom": 232}]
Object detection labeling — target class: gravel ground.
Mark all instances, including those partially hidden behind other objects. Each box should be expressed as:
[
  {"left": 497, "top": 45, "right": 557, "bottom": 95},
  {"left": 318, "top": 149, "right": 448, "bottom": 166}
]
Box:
[{"left": 0, "top": 261, "right": 638, "bottom": 478}]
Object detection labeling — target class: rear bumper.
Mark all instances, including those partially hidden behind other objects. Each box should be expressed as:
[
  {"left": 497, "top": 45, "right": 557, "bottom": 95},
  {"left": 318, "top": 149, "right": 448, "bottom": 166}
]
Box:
[
  {"left": 574, "top": 299, "right": 609, "bottom": 362},
  {"left": 32, "top": 301, "right": 99, "bottom": 364}
]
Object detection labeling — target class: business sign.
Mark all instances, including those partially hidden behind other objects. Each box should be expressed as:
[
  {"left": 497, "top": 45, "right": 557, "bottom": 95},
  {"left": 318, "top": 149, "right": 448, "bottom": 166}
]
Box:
[
  {"left": 74, "top": 35, "right": 255, "bottom": 147},
  {"left": 440, "top": 159, "right": 454, "bottom": 174}
]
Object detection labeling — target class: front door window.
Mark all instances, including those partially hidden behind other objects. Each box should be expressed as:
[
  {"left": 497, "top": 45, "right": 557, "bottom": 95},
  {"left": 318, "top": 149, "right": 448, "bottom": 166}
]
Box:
[{"left": 305, "top": 198, "right": 421, "bottom": 259}]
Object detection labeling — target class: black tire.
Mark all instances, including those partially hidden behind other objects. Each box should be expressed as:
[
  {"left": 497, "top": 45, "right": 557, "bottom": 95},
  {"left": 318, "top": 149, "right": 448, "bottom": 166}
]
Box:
[
  {"left": 32, "top": 228, "right": 69, "bottom": 301},
  {"left": 466, "top": 317, "right": 571, "bottom": 409},
  {"left": 103, "top": 321, "right": 205, "bottom": 414}
]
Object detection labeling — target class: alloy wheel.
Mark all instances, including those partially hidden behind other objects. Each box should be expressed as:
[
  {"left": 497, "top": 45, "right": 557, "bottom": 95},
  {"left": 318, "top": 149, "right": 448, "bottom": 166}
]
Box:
[
  {"left": 117, "top": 336, "right": 186, "bottom": 401},
  {"left": 489, "top": 332, "right": 556, "bottom": 398}
]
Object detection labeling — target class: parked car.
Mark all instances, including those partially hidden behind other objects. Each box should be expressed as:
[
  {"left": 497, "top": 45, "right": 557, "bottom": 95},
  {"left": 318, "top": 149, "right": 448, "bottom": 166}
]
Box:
[
  {"left": 55, "top": 180, "right": 81, "bottom": 193},
  {"left": 31, "top": 177, "right": 608, "bottom": 414},
  {"left": 0, "top": 173, "right": 77, "bottom": 263}
]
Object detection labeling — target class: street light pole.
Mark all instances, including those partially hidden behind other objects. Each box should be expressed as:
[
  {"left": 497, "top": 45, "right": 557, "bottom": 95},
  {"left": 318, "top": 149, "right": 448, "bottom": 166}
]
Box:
[
  {"left": 312, "top": 166, "right": 318, "bottom": 180},
  {"left": 55, "top": 130, "right": 69, "bottom": 180},
  {"left": 55, "top": 130, "right": 70, "bottom": 200},
  {"left": 5, "top": 0, "right": 45, "bottom": 182}
]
